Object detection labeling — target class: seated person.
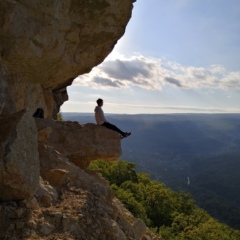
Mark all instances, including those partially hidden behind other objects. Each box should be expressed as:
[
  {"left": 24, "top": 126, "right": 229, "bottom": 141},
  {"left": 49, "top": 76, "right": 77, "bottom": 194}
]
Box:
[{"left": 94, "top": 98, "right": 131, "bottom": 138}]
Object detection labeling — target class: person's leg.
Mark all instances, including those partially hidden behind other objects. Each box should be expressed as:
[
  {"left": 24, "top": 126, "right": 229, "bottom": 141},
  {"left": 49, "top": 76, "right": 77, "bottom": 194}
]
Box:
[{"left": 101, "top": 122, "right": 125, "bottom": 136}]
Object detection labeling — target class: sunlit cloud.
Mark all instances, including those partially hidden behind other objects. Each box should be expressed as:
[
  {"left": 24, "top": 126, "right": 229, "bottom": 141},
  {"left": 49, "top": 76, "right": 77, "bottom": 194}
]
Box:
[{"left": 73, "top": 53, "right": 240, "bottom": 91}]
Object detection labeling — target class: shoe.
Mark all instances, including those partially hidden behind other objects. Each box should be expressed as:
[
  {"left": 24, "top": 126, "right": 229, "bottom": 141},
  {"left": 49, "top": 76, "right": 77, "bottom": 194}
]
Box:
[
  {"left": 125, "top": 132, "right": 131, "bottom": 137},
  {"left": 122, "top": 132, "right": 131, "bottom": 138}
]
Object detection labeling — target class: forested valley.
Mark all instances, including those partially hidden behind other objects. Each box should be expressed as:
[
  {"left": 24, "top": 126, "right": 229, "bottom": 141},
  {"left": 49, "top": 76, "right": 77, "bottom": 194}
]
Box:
[{"left": 63, "top": 113, "right": 240, "bottom": 230}]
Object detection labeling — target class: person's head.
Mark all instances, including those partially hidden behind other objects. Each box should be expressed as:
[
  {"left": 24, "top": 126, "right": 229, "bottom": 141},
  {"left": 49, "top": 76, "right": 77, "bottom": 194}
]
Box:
[{"left": 96, "top": 98, "right": 103, "bottom": 106}]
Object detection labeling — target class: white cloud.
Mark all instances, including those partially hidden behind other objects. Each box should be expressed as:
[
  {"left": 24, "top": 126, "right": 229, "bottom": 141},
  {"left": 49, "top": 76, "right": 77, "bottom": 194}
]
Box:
[{"left": 73, "top": 53, "right": 240, "bottom": 91}]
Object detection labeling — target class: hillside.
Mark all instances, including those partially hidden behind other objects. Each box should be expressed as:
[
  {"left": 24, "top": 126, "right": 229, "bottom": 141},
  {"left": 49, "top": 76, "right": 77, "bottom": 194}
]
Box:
[
  {"left": 63, "top": 112, "right": 240, "bottom": 229},
  {"left": 88, "top": 160, "right": 240, "bottom": 240}
]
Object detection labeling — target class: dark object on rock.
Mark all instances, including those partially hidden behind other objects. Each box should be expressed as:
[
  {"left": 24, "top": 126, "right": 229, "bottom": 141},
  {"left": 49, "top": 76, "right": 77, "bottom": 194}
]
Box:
[{"left": 33, "top": 108, "right": 44, "bottom": 118}]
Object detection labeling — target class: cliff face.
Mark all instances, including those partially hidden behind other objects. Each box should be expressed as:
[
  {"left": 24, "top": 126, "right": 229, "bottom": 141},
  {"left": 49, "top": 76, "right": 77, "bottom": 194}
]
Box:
[
  {"left": 0, "top": 0, "right": 133, "bottom": 200},
  {"left": 0, "top": 0, "right": 135, "bottom": 117},
  {"left": 0, "top": 1, "right": 162, "bottom": 239}
]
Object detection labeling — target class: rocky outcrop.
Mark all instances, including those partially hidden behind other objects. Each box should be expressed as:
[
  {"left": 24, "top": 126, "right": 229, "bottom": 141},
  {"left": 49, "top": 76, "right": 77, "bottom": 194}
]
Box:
[
  {"left": 0, "top": 172, "right": 161, "bottom": 240},
  {"left": 0, "top": 0, "right": 133, "bottom": 202},
  {"left": 35, "top": 118, "right": 122, "bottom": 169},
  {"left": 0, "top": 109, "right": 39, "bottom": 201},
  {"left": 0, "top": 116, "right": 161, "bottom": 239},
  {"left": 0, "top": 1, "right": 161, "bottom": 239},
  {"left": 0, "top": 113, "right": 161, "bottom": 239},
  {"left": 0, "top": 0, "right": 135, "bottom": 117},
  {"left": 0, "top": 0, "right": 133, "bottom": 203}
]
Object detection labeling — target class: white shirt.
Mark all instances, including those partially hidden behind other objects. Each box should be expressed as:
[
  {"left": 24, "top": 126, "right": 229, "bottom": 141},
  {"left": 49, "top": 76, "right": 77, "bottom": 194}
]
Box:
[{"left": 94, "top": 106, "right": 107, "bottom": 125}]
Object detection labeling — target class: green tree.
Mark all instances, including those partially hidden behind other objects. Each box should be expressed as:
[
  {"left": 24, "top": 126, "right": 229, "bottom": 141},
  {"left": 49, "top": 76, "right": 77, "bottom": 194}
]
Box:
[
  {"left": 87, "top": 160, "right": 240, "bottom": 239},
  {"left": 57, "top": 112, "right": 63, "bottom": 121}
]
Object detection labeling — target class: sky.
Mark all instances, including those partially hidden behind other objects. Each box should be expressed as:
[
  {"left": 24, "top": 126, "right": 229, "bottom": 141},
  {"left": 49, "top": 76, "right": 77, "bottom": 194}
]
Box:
[{"left": 62, "top": 0, "right": 240, "bottom": 114}]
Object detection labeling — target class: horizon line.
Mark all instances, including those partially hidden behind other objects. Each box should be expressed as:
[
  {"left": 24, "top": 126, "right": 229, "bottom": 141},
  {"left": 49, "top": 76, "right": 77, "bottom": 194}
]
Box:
[{"left": 61, "top": 111, "right": 240, "bottom": 115}]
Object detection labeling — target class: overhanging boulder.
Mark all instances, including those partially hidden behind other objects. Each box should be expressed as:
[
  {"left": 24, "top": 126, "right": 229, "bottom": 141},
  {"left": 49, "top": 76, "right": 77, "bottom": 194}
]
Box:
[{"left": 0, "top": 0, "right": 136, "bottom": 116}]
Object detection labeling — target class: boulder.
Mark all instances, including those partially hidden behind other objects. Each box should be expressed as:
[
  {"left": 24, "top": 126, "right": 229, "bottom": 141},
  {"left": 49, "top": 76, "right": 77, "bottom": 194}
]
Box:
[
  {"left": 43, "top": 169, "right": 68, "bottom": 189},
  {"left": 0, "top": 109, "right": 39, "bottom": 201},
  {"left": 133, "top": 219, "right": 147, "bottom": 240}
]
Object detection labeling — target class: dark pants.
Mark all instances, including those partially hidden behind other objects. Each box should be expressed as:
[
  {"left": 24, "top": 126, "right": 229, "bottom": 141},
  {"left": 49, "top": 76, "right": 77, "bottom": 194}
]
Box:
[{"left": 101, "top": 122, "right": 125, "bottom": 136}]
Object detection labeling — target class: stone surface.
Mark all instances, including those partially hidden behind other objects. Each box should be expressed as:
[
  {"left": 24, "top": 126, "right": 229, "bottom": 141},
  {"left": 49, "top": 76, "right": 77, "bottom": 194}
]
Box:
[
  {"left": 52, "top": 88, "right": 68, "bottom": 119},
  {"left": 36, "top": 178, "right": 58, "bottom": 207},
  {"left": 0, "top": 0, "right": 135, "bottom": 116},
  {"left": 0, "top": 168, "right": 162, "bottom": 240},
  {"left": 0, "top": 71, "right": 49, "bottom": 117},
  {"left": 43, "top": 169, "right": 68, "bottom": 188},
  {"left": 39, "top": 223, "right": 55, "bottom": 236},
  {"left": 133, "top": 219, "right": 147, "bottom": 240},
  {"left": 0, "top": 109, "right": 39, "bottom": 201},
  {"left": 7, "top": 208, "right": 24, "bottom": 219},
  {"left": 37, "top": 140, "right": 114, "bottom": 200},
  {"left": 38, "top": 127, "right": 52, "bottom": 143},
  {"left": 25, "top": 197, "right": 40, "bottom": 210},
  {"left": 35, "top": 118, "right": 122, "bottom": 169},
  {"left": 38, "top": 143, "right": 79, "bottom": 176}
]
